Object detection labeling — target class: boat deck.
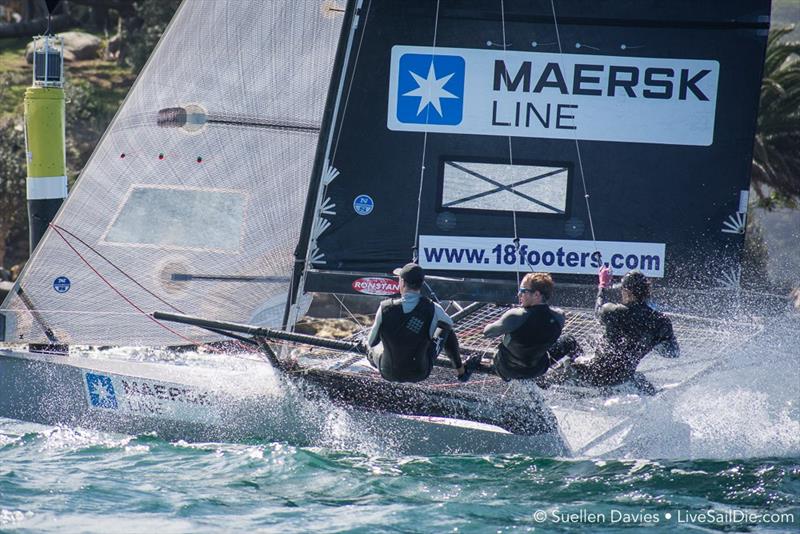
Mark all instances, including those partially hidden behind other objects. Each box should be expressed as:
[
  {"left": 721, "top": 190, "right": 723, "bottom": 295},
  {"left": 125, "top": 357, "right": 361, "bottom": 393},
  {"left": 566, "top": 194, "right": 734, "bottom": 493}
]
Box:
[{"left": 288, "top": 303, "right": 764, "bottom": 397}]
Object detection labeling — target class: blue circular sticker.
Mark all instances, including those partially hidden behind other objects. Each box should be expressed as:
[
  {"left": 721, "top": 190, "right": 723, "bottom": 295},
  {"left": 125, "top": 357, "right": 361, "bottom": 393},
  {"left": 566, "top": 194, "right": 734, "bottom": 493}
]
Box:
[
  {"left": 353, "top": 194, "right": 374, "bottom": 216},
  {"left": 53, "top": 276, "right": 71, "bottom": 293}
]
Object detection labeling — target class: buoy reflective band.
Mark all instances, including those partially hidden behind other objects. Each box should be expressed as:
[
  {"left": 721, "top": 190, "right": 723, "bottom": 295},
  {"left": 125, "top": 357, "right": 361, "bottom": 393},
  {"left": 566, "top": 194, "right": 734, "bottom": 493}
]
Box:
[{"left": 26, "top": 175, "right": 67, "bottom": 200}]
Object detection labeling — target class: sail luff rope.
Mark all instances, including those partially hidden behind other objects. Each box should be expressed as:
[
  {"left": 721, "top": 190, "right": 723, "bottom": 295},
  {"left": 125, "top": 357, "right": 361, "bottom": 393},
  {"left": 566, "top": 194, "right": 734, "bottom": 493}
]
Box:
[
  {"left": 549, "top": 0, "right": 599, "bottom": 250},
  {"left": 411, "top": 0, "right": 442, "bottom": 262},
  {"left": 49, "top": 224, "right": 225, "bottom": 352},
  {"left": 500, "top": 0, "right": 521, "bottom": 288},
  {"left": 2, "top": 309, "right": 162, "bottom": 316}
]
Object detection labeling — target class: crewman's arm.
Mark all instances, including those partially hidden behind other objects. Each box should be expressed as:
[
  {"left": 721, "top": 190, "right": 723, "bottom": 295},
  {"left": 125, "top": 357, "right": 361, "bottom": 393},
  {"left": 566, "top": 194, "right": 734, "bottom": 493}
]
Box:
[
  {"left": 595, "top": 287, "right": 615, "bottom": 323},
  {"left": 431, "top": 304, "right": 464, "bottom": 375},
  {"left": 431, "top": 303, "right": 454, "bottom": 332},
  {"left": 595, "top": 265, "right": 616, "bottom": 322},
  {"left": 366, "top": 305, "right": 383, "bottom": 347},
  {"left": 653, "top": 318, "right": 680, "bottom": 358},
  {"left": 483, "top": 308, "right": 526, "bottom": 337}
]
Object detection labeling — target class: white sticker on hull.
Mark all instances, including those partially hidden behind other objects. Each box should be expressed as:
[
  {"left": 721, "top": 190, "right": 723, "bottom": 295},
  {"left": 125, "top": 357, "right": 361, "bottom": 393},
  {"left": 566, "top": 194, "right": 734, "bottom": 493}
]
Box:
[{"left": 83, "top": 371, "right": 219, "bottom": 423}]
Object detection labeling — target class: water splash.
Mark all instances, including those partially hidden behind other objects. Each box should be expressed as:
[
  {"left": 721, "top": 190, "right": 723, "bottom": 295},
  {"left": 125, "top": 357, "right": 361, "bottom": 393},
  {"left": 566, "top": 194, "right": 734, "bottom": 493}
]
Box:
[{"left": 570, "top": 314, "right": 800, "bottom": 460}]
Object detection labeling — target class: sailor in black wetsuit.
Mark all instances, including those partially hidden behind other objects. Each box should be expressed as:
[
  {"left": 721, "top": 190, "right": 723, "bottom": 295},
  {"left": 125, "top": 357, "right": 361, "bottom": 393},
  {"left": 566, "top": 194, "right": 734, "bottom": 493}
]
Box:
[
  {"left": 477, "top": 272, "right": 568, "bottom": 380},
  {"left": 539, "top": 268, "right": 680, "bottom": 392},
  {"left": 366, "top": 263, "right": 467, "bottom": 383}
]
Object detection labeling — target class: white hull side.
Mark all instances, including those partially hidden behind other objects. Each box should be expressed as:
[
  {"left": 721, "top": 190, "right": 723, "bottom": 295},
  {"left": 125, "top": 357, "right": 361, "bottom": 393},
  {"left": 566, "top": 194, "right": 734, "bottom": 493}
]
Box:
[{"left": 0, "top": 349, "right": 566, "bottom": 456}]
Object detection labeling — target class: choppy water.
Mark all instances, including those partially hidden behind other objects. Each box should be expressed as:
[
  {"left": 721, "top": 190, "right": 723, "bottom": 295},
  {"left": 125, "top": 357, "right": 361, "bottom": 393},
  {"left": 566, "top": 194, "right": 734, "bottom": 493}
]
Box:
[
  {"left": 2, "top": 314, "right": 799, "bottom": 532},
  {"left": 0, "top": 419, "right": 798, "bottom": 533}
]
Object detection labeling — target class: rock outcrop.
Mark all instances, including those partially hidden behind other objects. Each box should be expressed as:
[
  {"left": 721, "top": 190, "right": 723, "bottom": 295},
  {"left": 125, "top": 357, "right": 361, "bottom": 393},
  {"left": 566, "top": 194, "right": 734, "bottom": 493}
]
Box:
[{"left": 26, "top": 31, "right": 102, "bottom": 64}]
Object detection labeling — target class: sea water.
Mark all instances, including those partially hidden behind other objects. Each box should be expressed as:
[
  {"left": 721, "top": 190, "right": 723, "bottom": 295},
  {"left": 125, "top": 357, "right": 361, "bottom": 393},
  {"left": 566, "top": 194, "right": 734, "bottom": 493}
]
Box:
[
  {"left": 1, "top": 317, "right": 798, "bottom": 532},
  {"left": 1, "top": 423, "right": 797, "bottom": 533}
]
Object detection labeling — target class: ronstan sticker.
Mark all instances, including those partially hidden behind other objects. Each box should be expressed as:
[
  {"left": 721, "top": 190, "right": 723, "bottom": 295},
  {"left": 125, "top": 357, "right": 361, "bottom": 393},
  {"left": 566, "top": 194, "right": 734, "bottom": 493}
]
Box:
[{"left": 352, "top": 277, "right": 400, "bottom": 295}]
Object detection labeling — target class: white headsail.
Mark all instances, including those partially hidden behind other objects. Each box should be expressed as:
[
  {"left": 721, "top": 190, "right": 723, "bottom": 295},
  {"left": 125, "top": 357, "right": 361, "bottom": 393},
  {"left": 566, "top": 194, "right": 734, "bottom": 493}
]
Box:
[{"left": 1, "top": 1, "right": 345, "bottom": 345}]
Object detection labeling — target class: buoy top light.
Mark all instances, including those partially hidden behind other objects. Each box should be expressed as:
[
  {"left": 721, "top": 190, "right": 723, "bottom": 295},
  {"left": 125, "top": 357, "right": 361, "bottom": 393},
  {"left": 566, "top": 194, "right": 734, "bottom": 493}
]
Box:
[{"left": 32, "top": 35, "right": 64, "bottom": 88}]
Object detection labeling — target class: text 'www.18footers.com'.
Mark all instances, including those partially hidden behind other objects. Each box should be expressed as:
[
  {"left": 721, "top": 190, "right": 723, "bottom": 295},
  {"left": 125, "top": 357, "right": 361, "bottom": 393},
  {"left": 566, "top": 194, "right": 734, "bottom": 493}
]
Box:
[{"left": 418, "top": 236, "right": 666, "bottom": 276}]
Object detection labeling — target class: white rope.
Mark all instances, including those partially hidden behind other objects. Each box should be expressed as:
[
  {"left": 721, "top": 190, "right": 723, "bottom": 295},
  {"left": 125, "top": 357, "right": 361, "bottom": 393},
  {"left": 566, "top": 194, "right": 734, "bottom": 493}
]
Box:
[
  {"left": 333, "top": 293, "right": 366, "bottom": 329},
  {"left": 412, "top": 0, "right": 442, "bottom": 262},
  {"left": 549, "top": 0, "right": 599, "bottom": 251}
]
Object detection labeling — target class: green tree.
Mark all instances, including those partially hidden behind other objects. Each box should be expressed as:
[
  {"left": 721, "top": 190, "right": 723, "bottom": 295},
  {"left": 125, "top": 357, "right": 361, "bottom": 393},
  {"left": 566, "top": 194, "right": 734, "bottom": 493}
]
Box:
[
  {"left": 125, "top": 0, "right": 181, "bottom": 73},
  {"left": 0, "top": 120, "right": 27, "bottom": 269},
  {"left": 64, "top": 79, "right": 108, "bottom": 185},
  {"left": 752, "top": 25, "right": 800, "bottom": 208}
]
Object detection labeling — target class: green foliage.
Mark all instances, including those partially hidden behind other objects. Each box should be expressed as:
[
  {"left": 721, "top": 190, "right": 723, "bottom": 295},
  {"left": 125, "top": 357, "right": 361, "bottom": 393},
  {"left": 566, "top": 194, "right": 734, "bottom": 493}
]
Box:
[
  {"left": 0, "top": 72, "right": 27, "bottom": 117},
  {"left": 752, "top": 25, "right": 800, "bottom": 207},
  {"left": 125, "top": 0, "right": 181, "bottom": 73},
  {"left": 0, "top": 120, "right": 27, "bottom": 267},
  {"left": 64, "top": 78, "right": 117, "bottom": 186},
  {"left": 752, "top": 189, "right": 798, "bottom": 211},
  {"left": 0, "top": 37, "right": 30, "bottom": 119},
  {"left": 0, "top": 122, "right": 25, "bottom": 198}
]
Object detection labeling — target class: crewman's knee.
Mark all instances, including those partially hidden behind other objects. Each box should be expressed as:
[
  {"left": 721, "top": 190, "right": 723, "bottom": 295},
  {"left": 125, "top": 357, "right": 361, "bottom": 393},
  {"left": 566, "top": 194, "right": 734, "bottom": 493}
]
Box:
[
  {"left": 548, "top": 334, "right": 583, "bottom": 362},
  {"left": 367, "top": 345, "right": 383, "bottom": 369}
]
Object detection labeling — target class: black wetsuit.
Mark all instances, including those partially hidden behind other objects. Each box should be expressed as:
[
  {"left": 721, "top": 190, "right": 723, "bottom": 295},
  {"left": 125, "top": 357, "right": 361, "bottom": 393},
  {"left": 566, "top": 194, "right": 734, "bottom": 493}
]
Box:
[
  {"left": 484, "top": 304, "right": 566, "bottom": 380},
  {"left": 569, "top": 287, "right": 680, "bottom": 386},
  {"left": 372, "top": 297, "right": 461, "bottom": 382}
]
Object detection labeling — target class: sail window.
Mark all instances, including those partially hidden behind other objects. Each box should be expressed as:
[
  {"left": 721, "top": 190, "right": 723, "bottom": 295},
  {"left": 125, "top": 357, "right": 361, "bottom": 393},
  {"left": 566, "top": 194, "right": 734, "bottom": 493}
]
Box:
[
  {"left": 440, "top": 160, "right": 569, "bottom": 215},
  {"left": 104, "top": 186, "right": 245, "bottom": 251}
]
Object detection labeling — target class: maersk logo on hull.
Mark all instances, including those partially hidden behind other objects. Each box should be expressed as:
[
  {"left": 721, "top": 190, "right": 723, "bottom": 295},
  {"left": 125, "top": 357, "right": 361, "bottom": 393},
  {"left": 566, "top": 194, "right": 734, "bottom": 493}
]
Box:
[
  {"left": 388, "top": 45, "right": 719, "bottom": 146},
  {"left": 86, "top": 372, "right": 118, "bottom": 410},
  {"left": 395, "top": 53, "right": 465, "bottom": 125}
]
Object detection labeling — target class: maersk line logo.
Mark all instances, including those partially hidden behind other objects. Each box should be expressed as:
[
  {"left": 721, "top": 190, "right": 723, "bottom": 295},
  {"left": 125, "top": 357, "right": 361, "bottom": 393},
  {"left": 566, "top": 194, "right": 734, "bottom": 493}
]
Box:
[
  {"left": 86, "top": 372, "right": 118, "bottom": 410},
  {"left": 396, "top": 53, "right": 464, "bottom": 125},
  {"left": 388, "top": 45, "right": 719, "bottom": 146}
]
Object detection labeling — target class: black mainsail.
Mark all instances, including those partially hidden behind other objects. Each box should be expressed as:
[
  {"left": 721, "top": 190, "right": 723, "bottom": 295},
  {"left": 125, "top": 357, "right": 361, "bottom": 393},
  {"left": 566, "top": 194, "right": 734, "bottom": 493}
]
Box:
[{"left": 288, "top": 0, "right": 770, "bottom": 318}]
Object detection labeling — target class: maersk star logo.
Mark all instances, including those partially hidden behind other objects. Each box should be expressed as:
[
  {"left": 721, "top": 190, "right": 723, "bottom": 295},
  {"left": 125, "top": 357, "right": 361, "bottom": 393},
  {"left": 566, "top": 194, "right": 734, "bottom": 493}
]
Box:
[
  {"left": 86, "top": 373, "right": 118, "bottom": 409},
  {"left": 397, "top": 53, "right": 464, "bottom": 125}
]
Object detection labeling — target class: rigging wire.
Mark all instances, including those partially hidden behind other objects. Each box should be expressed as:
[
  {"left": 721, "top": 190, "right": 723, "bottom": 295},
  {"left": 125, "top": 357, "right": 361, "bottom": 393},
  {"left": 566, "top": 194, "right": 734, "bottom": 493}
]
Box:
[
  {"left": 549, "top": 0, "right": 599, "bottom": 253},
  {"left": 330, "top": 0, "right": 373, "bottom": 163},
  {"left": 499, "top": 0, "right": 521, "bottom": 287},
  {"left": 50, "top": 223, "right": 184, "bottom": 314},
  {"left": 47, "top": 225, "right": 254, "bottom": 354},
  {"left": 333, "top": 293, "right": 366, "bottom": 329},
  {"left": 411, "top": 0, "right": 442, "bottom": 262}
]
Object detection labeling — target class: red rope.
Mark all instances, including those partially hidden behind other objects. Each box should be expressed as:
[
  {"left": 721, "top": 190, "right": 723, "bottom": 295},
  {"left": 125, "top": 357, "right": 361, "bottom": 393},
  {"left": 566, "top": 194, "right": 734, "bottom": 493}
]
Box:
[
  {"left": 49, "top": 223, "right": 223, "bottom": 352},
  {"left": 51, "top": 223, "right": 184, "bottom": 314}
]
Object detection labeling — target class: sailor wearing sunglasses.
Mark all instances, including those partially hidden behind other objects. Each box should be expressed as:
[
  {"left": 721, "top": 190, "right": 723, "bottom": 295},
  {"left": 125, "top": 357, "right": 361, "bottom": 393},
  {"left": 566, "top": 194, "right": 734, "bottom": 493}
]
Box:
[{"left": 474, "top": 272, "right": 567, "bottom": 381}]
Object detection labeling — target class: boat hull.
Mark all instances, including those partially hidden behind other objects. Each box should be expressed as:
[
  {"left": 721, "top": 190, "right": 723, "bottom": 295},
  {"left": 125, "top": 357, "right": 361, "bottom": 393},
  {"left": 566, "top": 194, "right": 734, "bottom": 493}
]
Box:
[{"left": 0, "top": 348, "right": 566, "bottom": 455}]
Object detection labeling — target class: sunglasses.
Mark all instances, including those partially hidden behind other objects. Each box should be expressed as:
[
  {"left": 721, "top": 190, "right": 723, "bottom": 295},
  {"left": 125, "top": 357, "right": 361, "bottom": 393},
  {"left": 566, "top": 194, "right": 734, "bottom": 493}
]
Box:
[{"left": 517, "top": 287, "right": 535, "bottom": 295}]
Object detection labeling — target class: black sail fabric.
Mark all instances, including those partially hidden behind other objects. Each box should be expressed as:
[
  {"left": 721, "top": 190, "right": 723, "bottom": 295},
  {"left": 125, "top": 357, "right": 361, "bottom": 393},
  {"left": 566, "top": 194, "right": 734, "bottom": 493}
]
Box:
[{"left": 294, "top": 0, "right": 769, "bottom": 304}]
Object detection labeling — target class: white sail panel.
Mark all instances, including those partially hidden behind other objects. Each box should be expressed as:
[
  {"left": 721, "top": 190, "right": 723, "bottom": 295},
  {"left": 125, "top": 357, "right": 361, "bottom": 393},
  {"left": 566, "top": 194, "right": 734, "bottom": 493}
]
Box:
[{"left": 1, "top": 1, "right": 345, "bottom": 345}]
